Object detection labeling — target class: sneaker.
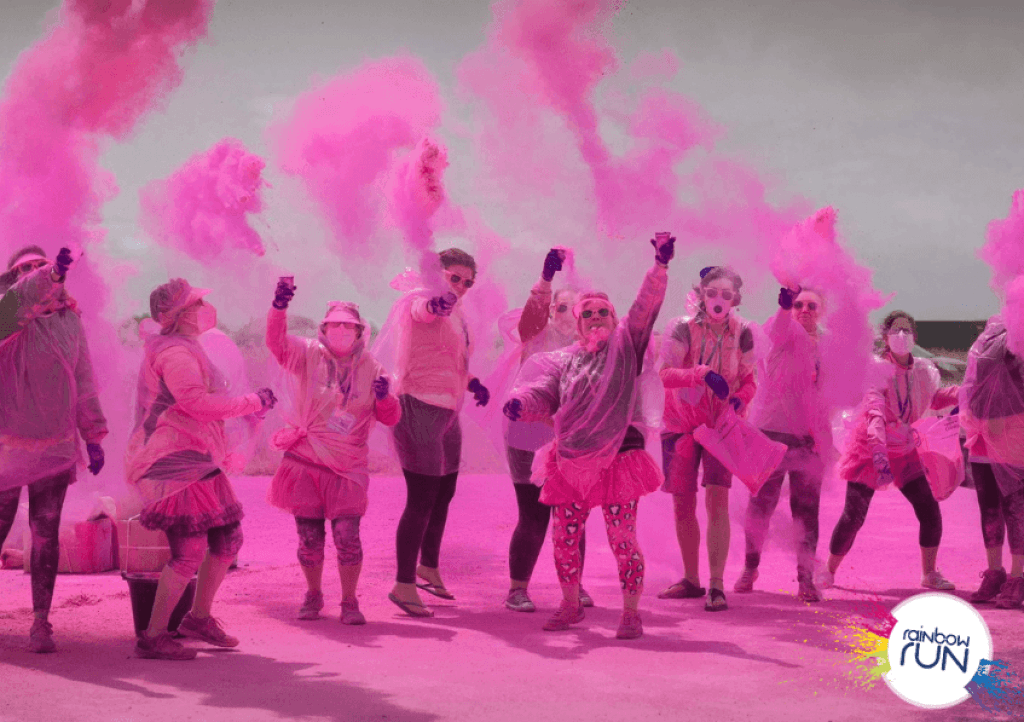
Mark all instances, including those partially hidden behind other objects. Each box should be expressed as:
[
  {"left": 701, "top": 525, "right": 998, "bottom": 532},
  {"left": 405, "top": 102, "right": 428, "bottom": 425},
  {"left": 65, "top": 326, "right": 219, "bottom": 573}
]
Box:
[
  {"left": 815, "top": 568, "right": 835, "bottom": 590},
  {"left": 578, "top": 587, "right": 595, "bottom": 608},
  {"left": 994, "top": 576, "right": 1024, "bottom": 610},
  {"left": 178, "top": 612, "right": 240, "bottom": 648},
  {"left": 298, "top": 590, "right": 325, "bottom": 620},
  {"left": 341, "top": 597, "right": 366, "bottom": 625},
  {"left": 542, "top": 600, "right": 585, "bottom": 631},
  {"left": 28, "top": 619, "right": 56, "bottom": 654},
  {"left": 135, "top": 632, "right": 198, "bottom": 661},
  {"left": 615, "top": 609, "right": 643, "bottom": 640},
  {"left": 504, "top": 588, "right": 536, "bottom": 613},
  {"left": 970, "top": 568, "right": 1008, "bottom": 604},
  {"left": 797, "top": 573, "right": 821, "bottom": 603},
  {"left": 921, "top": 570, "right": 956, "bottom": 591},
  {"left": 733, "top": 567, "right": 758, "bottom": 593}
]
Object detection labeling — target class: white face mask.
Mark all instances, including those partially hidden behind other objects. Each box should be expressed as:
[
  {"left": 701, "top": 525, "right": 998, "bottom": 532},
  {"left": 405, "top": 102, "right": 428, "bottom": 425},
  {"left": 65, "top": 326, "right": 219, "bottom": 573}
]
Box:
[
  {"left": 888, "top": 331, "right": 913, "bottom": 355},
  {"left": 195, "top": 304, "right": 217, "bottom": 334},
  {"left": 326, "top": 326, "right": 358, "bottom": 354}
]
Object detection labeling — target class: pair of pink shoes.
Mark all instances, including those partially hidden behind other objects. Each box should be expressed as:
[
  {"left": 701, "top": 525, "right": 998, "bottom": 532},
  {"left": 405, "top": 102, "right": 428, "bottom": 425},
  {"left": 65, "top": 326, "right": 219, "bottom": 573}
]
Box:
[
  {"left": 299, "top": 590, "right": 366, "bottom": 625},
  {"left": 136, "top": 612, "right": 238, "bottom": 661},
  {"left": 542, "top": 599, "right": 642, "bottom": 640}
]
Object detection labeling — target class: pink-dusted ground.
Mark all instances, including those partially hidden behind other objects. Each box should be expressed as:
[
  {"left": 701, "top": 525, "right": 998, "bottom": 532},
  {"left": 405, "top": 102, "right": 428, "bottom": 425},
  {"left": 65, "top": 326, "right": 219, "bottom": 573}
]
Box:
[{"left": 1, "top": 473, "right": 1021, "bottom": 722}]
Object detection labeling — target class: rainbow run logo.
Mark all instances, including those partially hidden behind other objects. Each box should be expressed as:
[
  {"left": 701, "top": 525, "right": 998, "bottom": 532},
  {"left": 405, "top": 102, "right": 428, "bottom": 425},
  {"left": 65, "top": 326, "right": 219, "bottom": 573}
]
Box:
[{"left": 847, "top": 593, "right": 1023, "bottom": 713}]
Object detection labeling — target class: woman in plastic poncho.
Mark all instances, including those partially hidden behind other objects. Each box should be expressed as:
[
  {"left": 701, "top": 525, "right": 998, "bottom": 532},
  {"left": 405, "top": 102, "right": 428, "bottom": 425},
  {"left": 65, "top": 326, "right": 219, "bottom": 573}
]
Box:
[
  {"left": 0, "top": 246, "right": 107, "bottom": 653},
  {"left": 503, "top": 234, "right": 674, "bottom": 639},
  {"left": 125, "top": 279, "right": 277, "bottom": 660},
  {"left": 266, "top": 279, "right": 401, "bottom": 624},
  {"left": 503, "top": 248, "right": 593, "bottom": 614},
  {"left": 658, "top": 265, "right": 756, "bottom": 612},
  {"left": 819, "top": 311, "right": 959, "bottom": 591},
  {"left": 960, "top": 315, "right": 1024, "bottom": 609},
  {"left": 387, "top": 248, "right": 490, "bottom": 618}
]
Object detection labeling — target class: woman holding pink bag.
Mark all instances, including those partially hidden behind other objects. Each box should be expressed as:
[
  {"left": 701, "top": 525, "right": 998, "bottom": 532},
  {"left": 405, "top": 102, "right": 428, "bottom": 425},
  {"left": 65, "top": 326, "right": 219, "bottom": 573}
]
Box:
[
  {"left": 657, "top": 266, "right": 756, "bottom": 612},
  {"left": 266, "top": 279, "right": 401, "bottom": 624},
  {"left": 819, "top": 311, "right": 959, "bottom": 591}
]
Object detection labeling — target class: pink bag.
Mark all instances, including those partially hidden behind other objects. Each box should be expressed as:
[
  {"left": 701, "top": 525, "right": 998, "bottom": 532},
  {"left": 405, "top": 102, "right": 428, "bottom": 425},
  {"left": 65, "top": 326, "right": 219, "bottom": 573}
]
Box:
[
  {"left": 911, "top": 415, "right": 965, "bottom": 501},
  {"left": 693, "top": 410, "right": 788, "bottom": 495}
]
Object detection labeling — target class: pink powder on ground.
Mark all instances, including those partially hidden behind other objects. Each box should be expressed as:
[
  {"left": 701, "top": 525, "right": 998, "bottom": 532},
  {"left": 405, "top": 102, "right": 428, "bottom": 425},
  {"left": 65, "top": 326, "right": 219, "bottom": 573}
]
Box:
[{"left": 141, "top": 139, "right": 268, "bottom": 261}]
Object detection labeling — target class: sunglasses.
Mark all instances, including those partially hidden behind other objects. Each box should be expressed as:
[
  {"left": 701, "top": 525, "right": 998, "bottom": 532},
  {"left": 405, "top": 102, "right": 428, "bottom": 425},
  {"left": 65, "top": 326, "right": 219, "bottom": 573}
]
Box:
[
  {"left": 555, "top": 304, "right": 569, "bottom": 313},
  {"left": 445, "top": 271, "right": 475, "bottom": 289},
  {"left": 793, "top": 301, "right": 818, "bottom": 311},
  {"left": 581, "top": 308, "right": 611, "bottom": 319},
  {"left": 13, "top": 259, "right": 47, "bottom": 276},
  {"left": 704, "top": 288, "right": 734, "bottom": 301}
]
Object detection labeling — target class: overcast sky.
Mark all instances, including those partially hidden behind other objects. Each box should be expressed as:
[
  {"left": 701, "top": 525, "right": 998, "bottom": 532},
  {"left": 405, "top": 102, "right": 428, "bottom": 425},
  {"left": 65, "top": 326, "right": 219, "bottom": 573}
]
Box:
[{"left": 2, "top": 0, "right": 1022, "bottom": 327}]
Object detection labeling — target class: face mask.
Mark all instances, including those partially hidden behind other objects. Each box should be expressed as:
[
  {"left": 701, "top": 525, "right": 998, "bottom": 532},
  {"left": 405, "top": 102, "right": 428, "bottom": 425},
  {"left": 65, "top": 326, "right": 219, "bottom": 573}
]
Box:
[
  {"left": 195, "top": 304, "right": 217, "bottom": 334},
  {"left": 326, "top": 326, "right": 358, "bottom": 354},
  {"left": 888, "top": 331, "right": 913, "bottom": 355}
]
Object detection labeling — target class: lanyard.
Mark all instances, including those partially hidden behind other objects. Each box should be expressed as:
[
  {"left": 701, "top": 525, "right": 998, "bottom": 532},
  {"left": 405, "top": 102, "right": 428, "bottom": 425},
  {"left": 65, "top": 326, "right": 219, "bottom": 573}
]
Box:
[
  {"left": 894, "top": 367, "right": 913, "bottom": 422},
  {"left": 697, "top": 318, "right": 728, "bottom": 408}
]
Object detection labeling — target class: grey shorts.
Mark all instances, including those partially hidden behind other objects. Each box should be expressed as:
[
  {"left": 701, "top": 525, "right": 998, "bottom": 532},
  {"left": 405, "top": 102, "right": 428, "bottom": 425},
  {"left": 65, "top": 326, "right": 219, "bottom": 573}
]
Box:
[
  {"left": 506, "top": 446, "right": 536, "bottom": 486},
  {"left": 392, "top": 394, "right": 462, "bottom": 476},
  {"left": 660, "top": 432, "right": 733, "bottom": 495}
]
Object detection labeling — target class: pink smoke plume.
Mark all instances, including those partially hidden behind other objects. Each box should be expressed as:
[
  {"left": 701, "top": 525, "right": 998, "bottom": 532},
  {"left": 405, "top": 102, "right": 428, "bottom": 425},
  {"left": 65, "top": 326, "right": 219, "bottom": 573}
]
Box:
[
  {"left": 269, "top": 56, "right": 443, "bottom": 269},
  {"left": 773, "top": 207, "right": 889, "bottom": 412},
  {"left": 141, "top": 139, "right": 268, "bottom": 261},
  {"left": 981, "top": 190, "right": 1024, "bottom": 354},
  {"left": 389, "top": 136, "right": 451, "bottom": 286}
]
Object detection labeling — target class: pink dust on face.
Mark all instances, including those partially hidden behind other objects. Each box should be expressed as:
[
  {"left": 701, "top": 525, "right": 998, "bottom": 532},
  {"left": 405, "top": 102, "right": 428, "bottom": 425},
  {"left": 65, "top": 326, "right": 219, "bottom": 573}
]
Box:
[{"left": 141, "top": 139, "right": 268, "bottom": 261}]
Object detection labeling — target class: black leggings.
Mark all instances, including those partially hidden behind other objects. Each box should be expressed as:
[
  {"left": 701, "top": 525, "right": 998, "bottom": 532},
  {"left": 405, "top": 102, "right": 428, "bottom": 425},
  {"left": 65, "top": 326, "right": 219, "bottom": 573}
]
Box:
[
  {"left": 509, "top": 483, "right": 587, "bottom": 583},
  {"left": 973, "top": 462, "right": 1024, "bottom": 555},
  {"left": 829, "top": 476, "right": 942, "bottom": 557},
  {"left": 0, "top": 471, "right": 71, "bottom": 617},
  {"left": 395, "top": 470, "right": 458, "bottom": 584}
]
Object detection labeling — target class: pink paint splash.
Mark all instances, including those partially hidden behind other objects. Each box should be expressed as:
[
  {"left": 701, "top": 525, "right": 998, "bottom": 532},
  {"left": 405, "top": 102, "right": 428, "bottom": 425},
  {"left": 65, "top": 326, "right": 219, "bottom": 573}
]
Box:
[
  {"left": 141, "top": 139, "right": 268, "bottom": 261},
  {"left": 269, "top": 56, "right": 443, "bottom": 271},
  {"left": 980, "top": 190, "right": 1024, "bottom": 355}
]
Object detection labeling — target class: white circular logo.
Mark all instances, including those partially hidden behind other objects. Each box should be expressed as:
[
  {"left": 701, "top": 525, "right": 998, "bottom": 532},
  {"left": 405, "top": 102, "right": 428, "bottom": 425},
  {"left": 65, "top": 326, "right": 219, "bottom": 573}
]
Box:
[{"left": 885, "top": 593, "right": 993, "bottom": 709}]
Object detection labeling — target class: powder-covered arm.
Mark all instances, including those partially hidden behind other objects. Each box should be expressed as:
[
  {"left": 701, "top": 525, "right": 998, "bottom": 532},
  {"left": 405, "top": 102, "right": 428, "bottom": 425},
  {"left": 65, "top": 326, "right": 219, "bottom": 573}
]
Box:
[
  {"left": 266, "top": 307, "right": 310, "bottom": 375},
  {"left": 626, "top": 264, "right": 669, "bottom": 363},
  {"left": 518, "top": 280, "right": 553, "bottom": 344},
  {"left": 155, "top": 345, "right": 263, "bottom": 422}
]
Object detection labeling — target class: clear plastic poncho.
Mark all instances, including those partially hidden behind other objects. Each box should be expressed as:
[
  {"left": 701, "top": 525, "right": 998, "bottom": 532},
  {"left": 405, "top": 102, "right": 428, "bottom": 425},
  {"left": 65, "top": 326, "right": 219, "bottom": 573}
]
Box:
[
  {"left": 0, "top": 267, "right": 106, "bottom": 492},
  {"left": 960, "top": 315, "right": 1024, "bottom": 496}
]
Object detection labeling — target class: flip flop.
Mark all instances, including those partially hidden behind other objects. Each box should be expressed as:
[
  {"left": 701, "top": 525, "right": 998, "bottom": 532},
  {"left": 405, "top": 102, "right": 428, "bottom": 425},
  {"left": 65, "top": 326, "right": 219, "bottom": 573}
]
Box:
[
  {"left": 388, "top": 592, "right": 434, "bottom": 618},
  {"left": 416, "top": 581, "right": 456, "bottom": 601},
  {"left": 657, "top": 579, "right": 706, "bottom": 600}
]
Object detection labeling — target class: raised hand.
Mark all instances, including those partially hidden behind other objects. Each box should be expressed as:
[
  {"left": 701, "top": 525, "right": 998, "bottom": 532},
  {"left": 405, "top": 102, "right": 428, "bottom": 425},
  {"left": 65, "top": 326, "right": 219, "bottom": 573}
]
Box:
[
  {"left": 468, "top": 378, "right": 490, "bottom": 407},
  {"left": 273, "top": 277, "right": 296, "bottom": 310},
  {"left": 503, "top": 398, "right": 523, "bottom": 421},
  {"left": 651, "top": 233, "right": 675, "bottom": 267},
  {"left": 55, "top": 248, "right": 73, "bottom": 278},
  {"left": 542, "top": 248, "right": 566, "bottom": 282},
  {"left": 778, "top": 287, "right": 798, "bottom": 310},
  {"left": 371, "top": 376, "right": 390, "bottom": 401},
  {"left": 426, "top": 292, "right": 458, "bottom": 317},
  {"left": 256, "top": 387, "right": 278, "bottom": 413}
]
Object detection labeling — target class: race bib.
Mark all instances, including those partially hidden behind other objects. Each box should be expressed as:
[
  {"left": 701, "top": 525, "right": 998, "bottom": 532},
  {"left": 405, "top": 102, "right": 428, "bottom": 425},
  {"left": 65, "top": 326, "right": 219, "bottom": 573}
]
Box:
[{"left": 327, "top": 411, "right": 357, "bottom": 436}]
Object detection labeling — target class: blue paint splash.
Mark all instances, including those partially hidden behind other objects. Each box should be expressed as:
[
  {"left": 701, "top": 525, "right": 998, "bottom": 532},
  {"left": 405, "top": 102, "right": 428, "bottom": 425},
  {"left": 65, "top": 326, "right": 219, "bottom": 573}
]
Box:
[{"left": 966, "top": 659, "right": 1024, "bottom": 716}]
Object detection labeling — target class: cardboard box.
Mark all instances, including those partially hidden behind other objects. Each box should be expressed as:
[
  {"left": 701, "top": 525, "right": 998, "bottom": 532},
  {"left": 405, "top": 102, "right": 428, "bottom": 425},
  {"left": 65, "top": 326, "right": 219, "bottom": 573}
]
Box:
[
  {"left": 115, "top": 519, "right": 172, "bottom": 574},
  {"left": 23, "top": 518, "right": 116, "bottom": 574}
]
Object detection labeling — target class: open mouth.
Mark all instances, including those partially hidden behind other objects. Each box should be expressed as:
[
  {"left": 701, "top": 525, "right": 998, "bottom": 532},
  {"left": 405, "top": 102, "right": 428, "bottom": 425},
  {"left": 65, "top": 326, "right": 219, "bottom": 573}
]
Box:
[{"left": 713, "top": 305, "right": 723, "bottom": 315}]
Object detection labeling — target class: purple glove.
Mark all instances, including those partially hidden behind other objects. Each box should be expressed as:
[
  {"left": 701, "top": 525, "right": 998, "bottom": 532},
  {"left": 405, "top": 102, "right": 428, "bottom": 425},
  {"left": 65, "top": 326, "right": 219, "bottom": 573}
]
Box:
[
  {"left": 55, "top": 247, "right": 73, "bottom": 278},
  {"left": 778, "top": 287, "right": 798, "bottom": 310},
  {"left": 86, "top": 443, "right": 104, "bottom": 476},
  {"left": 503, "top": 398, "right": 523, "bottom": 421},
  {"left": 651, "top": 234, "right": 675, "bottom": 266},
  {"left": 372, "top": 376, "right": 389, "bottom": 401},
  {"left": 704, "top": 370, "right": 730, "bottom": 400},
  {"left": 729, "top": 397, "right": 743, "bottom": 413},
  {"left": 427, "top": 292, "right": 457, "bottom": 317},
  {"left": 468, "top": 378, "right": 490, "bottom": 407},
  {"left": 273, "top": 277, "right": 296, "bottom": 310},
  {"left": 256, "top": 387, "right": 278, "bottom": 412},
  {"left": 872, "top": 445, "right": 895, "bottom": 486},
  {"left": 949, "top": 406, "right": 959, "bottom": 416},
  {"left": 542, "top": 248, "right": 565, "bottom": 282}
]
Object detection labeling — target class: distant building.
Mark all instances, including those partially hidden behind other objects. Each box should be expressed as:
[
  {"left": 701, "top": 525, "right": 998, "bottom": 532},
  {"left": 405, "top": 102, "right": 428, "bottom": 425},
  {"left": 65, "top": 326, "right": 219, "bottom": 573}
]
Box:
[{"left": 914, "top": 320, "right": 986, "bottom": 352}]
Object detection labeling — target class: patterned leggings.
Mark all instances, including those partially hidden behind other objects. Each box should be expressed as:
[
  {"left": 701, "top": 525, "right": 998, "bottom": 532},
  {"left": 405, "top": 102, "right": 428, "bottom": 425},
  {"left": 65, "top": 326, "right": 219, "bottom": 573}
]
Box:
[{"left": 551, "top": 499, "right": 645, "bottom": 596}]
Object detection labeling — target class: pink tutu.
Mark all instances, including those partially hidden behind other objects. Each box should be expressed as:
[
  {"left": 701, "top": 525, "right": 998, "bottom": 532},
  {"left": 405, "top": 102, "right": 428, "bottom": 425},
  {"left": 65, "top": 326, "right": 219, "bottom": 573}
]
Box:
[
  {"left": 140, "top": 473, "right": 243, "bottom": 534},
  {"left": 538, "top": 448, "right": 663, "bottom": 508},
  {"left": 267, "top": 454, "right": 368, "bottom": 519}
]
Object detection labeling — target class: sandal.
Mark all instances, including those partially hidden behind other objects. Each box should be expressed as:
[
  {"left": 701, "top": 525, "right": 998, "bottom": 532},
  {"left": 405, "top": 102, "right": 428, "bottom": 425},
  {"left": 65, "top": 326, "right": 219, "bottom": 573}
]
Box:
[
  {"left": 416, "top": 581, "right": 456, "bottom": 601},
  {"left": 657, "top": 579, "right": 706, "bottom": 600},
  {"left": 388, "top": 592, "right": 434, "bottom": 618},
  {"left": 705, "top": 587, "right": 728, "bottom": 612}
]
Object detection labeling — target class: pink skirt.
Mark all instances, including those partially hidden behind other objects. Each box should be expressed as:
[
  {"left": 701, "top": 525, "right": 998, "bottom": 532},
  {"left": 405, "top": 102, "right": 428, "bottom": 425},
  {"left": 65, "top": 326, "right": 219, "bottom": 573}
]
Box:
[
  {"left": 140, "top": 473, "right": 243, "bottom": 534},
  {"left": 267, "top": 454, "right": 368, "bottom": 519},
  {"left": 539, "top": 448, "right": 663, "bottom": 509}
]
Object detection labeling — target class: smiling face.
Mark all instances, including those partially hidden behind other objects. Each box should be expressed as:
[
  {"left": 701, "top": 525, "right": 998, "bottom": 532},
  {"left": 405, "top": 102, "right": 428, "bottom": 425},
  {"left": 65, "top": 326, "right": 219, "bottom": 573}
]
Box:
[
  {"left": 578, "top": 298, "right": 615, "bottom": 342},
  {"left": 702, "top": 278, "right": 737, "bottom": 321},
  {"left": 443, "top": 264, "right": 475, "bottom": 300},
  {"left": 793, "top": 291, "right": 824, "bottom": 334}
]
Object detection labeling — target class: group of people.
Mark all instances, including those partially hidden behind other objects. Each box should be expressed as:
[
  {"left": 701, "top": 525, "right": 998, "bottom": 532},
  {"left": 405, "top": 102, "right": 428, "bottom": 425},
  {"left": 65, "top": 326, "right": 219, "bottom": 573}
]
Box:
[{"left": 2, "top": 236, "right": 1023, "bottom": 660}]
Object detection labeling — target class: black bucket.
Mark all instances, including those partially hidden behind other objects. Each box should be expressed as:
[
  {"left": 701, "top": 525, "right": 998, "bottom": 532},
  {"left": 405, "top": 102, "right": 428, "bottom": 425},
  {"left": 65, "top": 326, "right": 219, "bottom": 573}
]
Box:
[{"left": 123, "top": 572, "right": 196, "bottom": 637}]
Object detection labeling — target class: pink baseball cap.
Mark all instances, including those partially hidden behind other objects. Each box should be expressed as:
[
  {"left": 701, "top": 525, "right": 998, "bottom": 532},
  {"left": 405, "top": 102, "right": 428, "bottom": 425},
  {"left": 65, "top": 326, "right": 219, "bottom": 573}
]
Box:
[{"left": 149, "top": 278, "right": 211, "bottom": 328}]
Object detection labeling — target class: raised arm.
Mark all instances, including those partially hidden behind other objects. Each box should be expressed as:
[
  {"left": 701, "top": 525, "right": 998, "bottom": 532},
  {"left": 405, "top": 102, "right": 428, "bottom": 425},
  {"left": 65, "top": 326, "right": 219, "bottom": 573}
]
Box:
[
  {"left": 518, "top": 249, "right": 566, "bottom": 343},
  {"left": 625, "top": 234, "right": 673, "bottom": 361},
  {"left": 157, "top": 346, "right": 263, "bottom": 422}
]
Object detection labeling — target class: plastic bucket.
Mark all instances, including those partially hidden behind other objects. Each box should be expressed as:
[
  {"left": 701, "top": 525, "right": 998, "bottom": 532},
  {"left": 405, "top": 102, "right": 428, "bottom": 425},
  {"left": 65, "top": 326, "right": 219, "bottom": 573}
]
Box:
[{"left": 123, "top": 572, "right": 196, "bottom": 637}]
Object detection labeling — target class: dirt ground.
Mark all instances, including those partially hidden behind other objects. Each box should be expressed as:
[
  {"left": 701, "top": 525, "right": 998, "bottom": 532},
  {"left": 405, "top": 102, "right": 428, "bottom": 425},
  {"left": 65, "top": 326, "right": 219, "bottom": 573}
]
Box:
[{"left": 2, "top": 472, "right": 1021, "bottom": 722}]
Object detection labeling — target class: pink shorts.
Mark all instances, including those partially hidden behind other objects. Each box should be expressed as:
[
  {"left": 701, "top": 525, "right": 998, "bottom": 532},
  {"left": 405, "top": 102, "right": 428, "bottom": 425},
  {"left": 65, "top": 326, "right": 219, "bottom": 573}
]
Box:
[
  {"left": 268, "top": 454, "right": 368, "bottom": 519},
  {"left": 538, "top": 448, "right": 662, "bottom": 509},
  {"left": 660, "top": 432, "right": 733, "bottom": 495}
]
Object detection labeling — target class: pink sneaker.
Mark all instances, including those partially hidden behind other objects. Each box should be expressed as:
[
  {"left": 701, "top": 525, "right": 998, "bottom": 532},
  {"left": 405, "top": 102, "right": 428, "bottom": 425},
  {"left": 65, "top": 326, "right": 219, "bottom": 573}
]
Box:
[
  {"left": 616, "top": 609, "right": 643, "bottom": 640},
  {"left": 135, "top": 632, "right": 197, "bottom": 661},
  {"left": 29, "top": 619, "right": 56, "bottom": 654},
  {"left": 178, "top": 612, "right": 239, "bottom": 648},
  {"left": 543, "top": 600, "right": 585, "bottom": 632},
  {"left": 341, "top": 597, "right": 366, "bottom": 625}
]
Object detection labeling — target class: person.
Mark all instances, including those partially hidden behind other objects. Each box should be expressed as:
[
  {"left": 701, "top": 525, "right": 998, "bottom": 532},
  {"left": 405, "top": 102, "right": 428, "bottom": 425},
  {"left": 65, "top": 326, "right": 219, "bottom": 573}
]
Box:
[
  {"left": 503, "top": 233, "right": 674, "bottom": 639},
  {"left": 959, "top": 315, "right": 1024, "bottom": 608},
  {"left": 735, "top": 286, "right": 831, "bottom": 602},
  {"left": 658, "top": 266, "right": 756, "bottom": 612},
  {"left": 0, "top": 246, "right": 107, "bottom": 653},
  {"left": 125, "top": 279, "right": 277, "bottom": 660},
  {"left": 503, "top": 249, "right": 592, "bottom": 613},
  {"left": 265, "top": 278, "right": 401, "bottom": 624},
  {"left": 819, "top": 311, "right": 958, "bottom": 591},
  {"left": 387, "top": 248, "right": 490, "bottom": 618}
]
